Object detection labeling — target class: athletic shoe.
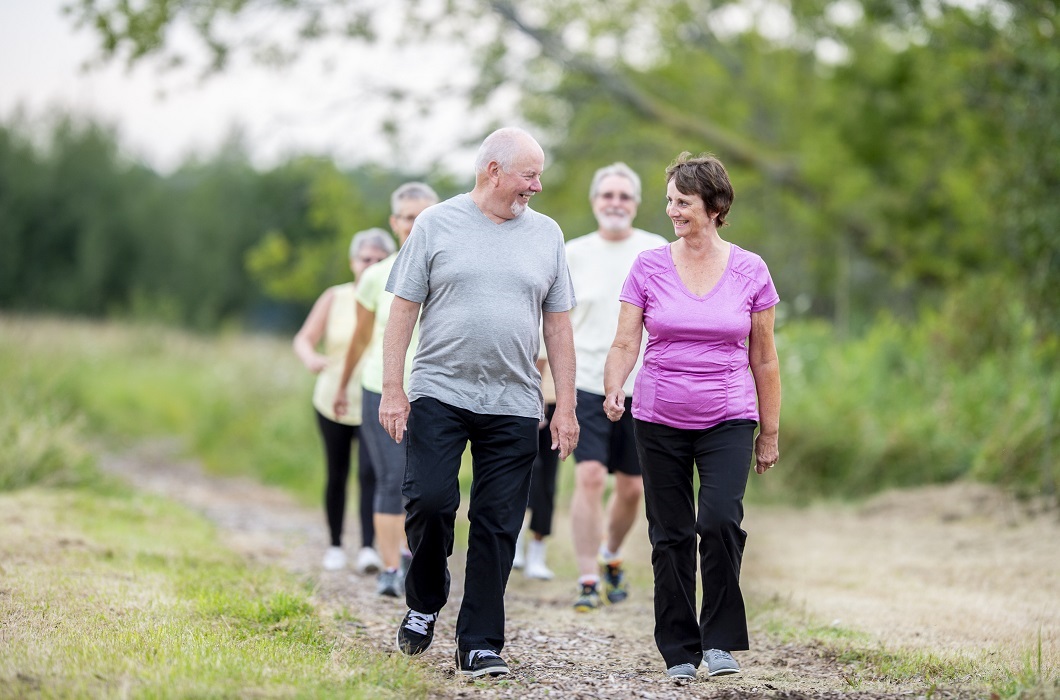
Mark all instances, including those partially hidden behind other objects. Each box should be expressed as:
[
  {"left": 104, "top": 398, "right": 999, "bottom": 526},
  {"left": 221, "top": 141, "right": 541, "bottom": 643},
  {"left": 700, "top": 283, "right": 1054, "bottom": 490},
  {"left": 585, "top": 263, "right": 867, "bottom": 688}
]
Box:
[
  {"left": 376, "top": 569, "right": 401, "bottom": 597},
  {"left": 322, "top": 546, "right": 347, "bottom": 571},
  {"left": 600, "top": 559, "right": 629, "bottom": 603},
  {"left": 512, "top": 526, "right": 527, "bottom": 570},
  {"left": 354, "top": 546, "right": 382, "bottom": 575},
  {"left": 456, "top": 649, "right": 510, "bottom": 678},
  {"left": 666, "top": 663, "right": 697, "bottom": 680},
  {"left": 524, "top": 539, "right": 554, "bottom": 580},
  {"left": 573, "top": 581, "right": 602, "bottom": 612},
  {"left": 702, "top": 649, "right": 741, "bottom": 676},
  {"left": 396, "top": 609, "right": 437, "bottom": 656}
]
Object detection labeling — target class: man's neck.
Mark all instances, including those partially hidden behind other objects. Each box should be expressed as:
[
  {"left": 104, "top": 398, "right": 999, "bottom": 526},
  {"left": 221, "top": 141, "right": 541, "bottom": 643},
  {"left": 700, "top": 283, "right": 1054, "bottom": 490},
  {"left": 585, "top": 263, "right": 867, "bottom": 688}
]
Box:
[
  {"left": 470, "top": 188, "right": 514, "bottom": 225},
  {"left": 597, "top": 226, "right": 634, "bottom": 242}
]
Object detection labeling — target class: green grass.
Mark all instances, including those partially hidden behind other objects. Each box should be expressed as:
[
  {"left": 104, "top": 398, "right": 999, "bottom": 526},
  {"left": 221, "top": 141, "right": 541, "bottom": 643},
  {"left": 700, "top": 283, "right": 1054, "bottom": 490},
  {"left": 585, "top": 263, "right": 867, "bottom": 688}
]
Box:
[
  {"left": 0, "top": 314, "right": 325, "bottom": 504},
  {"left": 0, "top": 487, "right": 439, "bottom": 698},
  {"left": 1, "top": 311, "right": 1056, "bottom": 698}
]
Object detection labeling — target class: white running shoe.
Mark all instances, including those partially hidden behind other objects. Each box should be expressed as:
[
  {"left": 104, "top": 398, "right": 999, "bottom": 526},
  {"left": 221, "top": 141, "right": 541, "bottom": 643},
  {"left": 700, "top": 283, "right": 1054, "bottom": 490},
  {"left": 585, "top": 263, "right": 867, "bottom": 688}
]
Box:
[
  {"left": 512, "top": 525, "right": 527, "bottom": 570},
  {"left": 322, "top": 546, "right": 347, "bottom": 571},
  {"left": 524, "top": 539, "right": 554, "bottom": 580},
  {"left": 354, "top": 546, "right": 383, "bottom": 575}
]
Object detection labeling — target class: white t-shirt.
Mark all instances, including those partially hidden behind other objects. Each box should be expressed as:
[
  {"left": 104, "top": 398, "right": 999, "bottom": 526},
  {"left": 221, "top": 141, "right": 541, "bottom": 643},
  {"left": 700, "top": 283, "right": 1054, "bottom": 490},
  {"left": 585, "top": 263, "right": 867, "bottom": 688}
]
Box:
[{"left": 566, "top": 229, "right": 667, "bottom": 396}]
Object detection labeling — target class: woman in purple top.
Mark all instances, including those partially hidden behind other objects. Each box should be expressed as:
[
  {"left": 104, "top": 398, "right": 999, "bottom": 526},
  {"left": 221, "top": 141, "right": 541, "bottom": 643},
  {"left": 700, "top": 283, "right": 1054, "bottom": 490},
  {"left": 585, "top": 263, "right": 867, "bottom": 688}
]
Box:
[{"left": 603, "top": 152, "right": 781, "bottom": 681}]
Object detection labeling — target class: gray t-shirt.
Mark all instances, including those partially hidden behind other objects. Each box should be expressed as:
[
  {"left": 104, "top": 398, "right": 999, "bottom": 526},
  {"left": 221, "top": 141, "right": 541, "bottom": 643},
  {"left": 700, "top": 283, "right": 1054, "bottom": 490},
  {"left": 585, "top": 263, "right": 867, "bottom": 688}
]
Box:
[{"left": 386, "top": 193, "right": 576, "bottom": 419}]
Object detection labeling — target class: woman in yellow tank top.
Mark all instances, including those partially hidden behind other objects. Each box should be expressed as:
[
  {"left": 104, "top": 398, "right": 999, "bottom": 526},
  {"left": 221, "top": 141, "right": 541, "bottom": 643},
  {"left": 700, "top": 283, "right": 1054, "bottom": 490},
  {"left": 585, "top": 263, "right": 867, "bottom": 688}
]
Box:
[{"left": 293, "top": 228, "right": 394, "bottom": 572}]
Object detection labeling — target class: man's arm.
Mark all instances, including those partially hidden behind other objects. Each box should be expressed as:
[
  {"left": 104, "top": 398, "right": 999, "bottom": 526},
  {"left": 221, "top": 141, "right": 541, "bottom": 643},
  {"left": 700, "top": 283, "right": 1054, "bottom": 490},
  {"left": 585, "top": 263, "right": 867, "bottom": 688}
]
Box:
[
  {"left": 379, "top": 296, "right": 421, "bottom": 443},
  {"left": 542, "top": 310, "right": 579, "bottom": 460}
]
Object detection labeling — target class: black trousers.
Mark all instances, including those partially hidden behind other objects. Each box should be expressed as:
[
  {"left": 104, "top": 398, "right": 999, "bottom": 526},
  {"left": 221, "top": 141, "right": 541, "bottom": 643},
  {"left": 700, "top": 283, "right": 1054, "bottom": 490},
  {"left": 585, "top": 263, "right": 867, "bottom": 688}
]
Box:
[
  {"left": 403, "top": 397, "right": 538, "bottom": 653},
  {"left": 315, "top": 411, "right": 376, "bottom": 548},
  {"left": 633, "top": 418, "right": 757, "bottom": 668},
  {"left": 528, "top": 403, "right": 559, "bottom": 537}
]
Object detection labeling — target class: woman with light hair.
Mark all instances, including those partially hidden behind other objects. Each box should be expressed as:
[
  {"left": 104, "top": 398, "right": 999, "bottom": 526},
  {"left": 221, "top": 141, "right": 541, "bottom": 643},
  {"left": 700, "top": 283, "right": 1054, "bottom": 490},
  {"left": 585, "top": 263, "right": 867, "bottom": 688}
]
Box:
[{"left": 294, "top": 227, "right": 394, "bottom": 572}]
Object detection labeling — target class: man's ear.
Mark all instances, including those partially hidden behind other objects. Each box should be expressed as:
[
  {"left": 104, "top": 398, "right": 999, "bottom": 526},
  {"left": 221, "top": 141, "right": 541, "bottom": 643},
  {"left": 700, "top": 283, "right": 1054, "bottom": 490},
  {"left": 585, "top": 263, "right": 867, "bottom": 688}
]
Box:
[{"left": 486, "top": 160, "right": 502, "bottom": 183}]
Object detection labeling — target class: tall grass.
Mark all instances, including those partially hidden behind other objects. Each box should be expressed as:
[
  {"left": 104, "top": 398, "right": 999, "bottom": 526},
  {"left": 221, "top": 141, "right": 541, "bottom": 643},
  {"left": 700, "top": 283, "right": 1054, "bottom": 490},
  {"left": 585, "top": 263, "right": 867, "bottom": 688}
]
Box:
[
  {"left": 0, "top": 314, "right": 324, "bottom": 504},
  {"left": 2, "top": 305, "right": 1056, "bottom": 504}
]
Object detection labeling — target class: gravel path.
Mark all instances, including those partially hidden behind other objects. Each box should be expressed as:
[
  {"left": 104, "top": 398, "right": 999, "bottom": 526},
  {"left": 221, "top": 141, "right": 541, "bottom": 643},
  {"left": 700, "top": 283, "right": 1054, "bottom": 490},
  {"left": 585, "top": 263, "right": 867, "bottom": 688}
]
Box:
[{"left": 99, "top": 440, "right": 1058, "bottom": 699}]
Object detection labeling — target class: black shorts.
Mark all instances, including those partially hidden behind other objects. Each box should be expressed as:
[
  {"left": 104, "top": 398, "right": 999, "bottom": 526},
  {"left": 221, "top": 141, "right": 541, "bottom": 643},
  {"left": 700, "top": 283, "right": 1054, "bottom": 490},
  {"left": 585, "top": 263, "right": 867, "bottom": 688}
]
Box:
[{"left": 573, "top": 389, "right": 641, "bottom": 476}]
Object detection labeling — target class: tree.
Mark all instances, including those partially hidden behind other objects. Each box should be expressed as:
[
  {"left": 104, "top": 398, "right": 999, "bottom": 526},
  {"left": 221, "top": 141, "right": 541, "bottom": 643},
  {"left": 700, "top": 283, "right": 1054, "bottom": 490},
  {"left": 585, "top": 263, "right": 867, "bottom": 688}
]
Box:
[{"left": 67, "top": 0, "right": 1060, "bottom": 331}]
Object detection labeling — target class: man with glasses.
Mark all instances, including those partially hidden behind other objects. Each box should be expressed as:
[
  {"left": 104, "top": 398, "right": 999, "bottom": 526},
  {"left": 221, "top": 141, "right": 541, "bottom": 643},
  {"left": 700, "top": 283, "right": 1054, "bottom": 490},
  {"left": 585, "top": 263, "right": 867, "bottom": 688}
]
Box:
[{"left": 566, "top": 163, "right": 666, "bottom": 611}]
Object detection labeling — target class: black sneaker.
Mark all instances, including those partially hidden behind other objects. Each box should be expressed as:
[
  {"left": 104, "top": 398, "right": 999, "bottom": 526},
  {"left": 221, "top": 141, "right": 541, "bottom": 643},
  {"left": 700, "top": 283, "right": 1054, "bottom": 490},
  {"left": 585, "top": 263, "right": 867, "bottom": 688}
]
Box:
[
  {"left": 573, "top": 581, "right": 602, "bottom": 612},
  {"left": 396, "top": 609, "right": 437, "bottom": 656},
  {"left": 456, "top": 649, "right": 510, "bottom": 678},
  {"left": 600, "top": 559, "right": 629, "bottom": 604}
]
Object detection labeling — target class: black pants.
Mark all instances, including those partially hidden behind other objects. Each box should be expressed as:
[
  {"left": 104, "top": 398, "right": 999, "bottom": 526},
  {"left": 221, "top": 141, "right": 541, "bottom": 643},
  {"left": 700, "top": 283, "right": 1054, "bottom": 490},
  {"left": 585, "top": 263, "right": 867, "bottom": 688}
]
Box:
[
  {"left": 528, "top": 403, "right": 559, "bottom": 537},
  {"left": 403, "top": 397, "right": 538, "bottom": 653},
  {"left": 315, "top": 410, "right": 376, "bottom": 548},
  {"left": 633, "top": 418, "right": 757, "bottom": 668}
]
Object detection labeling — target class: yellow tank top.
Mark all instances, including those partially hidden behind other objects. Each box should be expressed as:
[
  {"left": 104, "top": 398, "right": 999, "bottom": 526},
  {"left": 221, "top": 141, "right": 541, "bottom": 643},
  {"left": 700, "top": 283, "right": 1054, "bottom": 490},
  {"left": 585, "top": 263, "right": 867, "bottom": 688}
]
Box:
[{"left": 312, "top": 283, "right": 363, "bottom": 425}]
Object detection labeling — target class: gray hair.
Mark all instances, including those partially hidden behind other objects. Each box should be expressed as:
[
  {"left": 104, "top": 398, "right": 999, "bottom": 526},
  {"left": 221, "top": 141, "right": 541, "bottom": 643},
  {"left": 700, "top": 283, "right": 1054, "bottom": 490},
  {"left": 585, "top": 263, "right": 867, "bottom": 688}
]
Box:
[
  {"left": 589, "top": 162, "right": 642, "bottom": 203},
  {"left": 473, "top": 127, "right": 539, "bottom": 175},
  {"left": 349, "top": 227, "right": 396, "bottom": 258},
  {"left": 390, "top": 181, "right": 439, "bottom": 214}
]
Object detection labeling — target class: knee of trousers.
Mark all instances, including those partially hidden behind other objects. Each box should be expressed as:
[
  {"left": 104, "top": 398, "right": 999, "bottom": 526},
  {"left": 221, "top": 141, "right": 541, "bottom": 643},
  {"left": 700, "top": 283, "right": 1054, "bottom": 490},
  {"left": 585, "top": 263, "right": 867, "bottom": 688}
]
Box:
[
  {"left": 405, "top": 488, "right": 460, "bottom": 521},
  {"left": 695, "top": 510, "right": 744, "bottom": 542}
]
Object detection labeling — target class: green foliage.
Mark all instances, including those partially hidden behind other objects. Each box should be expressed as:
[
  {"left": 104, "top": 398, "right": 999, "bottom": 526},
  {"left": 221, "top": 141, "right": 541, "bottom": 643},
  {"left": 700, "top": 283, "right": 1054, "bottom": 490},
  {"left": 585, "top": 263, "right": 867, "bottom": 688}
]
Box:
[
  {"left": 759, "top": 284, "right": 1059, "bottom": 502},
  {"left": 0, "top": 315, "right": 325, "bottom": 504}
]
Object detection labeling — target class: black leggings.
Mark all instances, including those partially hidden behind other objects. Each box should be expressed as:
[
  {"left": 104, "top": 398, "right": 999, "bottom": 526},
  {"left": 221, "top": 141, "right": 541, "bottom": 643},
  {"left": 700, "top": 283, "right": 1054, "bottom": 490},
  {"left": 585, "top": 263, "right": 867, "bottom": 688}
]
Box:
[
  {"left": 315, "top": 410, "right": 375, "bottom": 548},
  {"left": 528, "top": 403, "right": 559, "bottom": 537}
]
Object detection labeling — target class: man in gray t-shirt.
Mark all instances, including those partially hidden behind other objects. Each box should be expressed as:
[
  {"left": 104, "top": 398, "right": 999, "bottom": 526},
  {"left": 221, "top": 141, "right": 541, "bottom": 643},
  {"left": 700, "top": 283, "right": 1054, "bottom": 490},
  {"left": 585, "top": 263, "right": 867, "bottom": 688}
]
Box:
[{"left": 383, "top": 127, "right": 579, "bottom": 679}]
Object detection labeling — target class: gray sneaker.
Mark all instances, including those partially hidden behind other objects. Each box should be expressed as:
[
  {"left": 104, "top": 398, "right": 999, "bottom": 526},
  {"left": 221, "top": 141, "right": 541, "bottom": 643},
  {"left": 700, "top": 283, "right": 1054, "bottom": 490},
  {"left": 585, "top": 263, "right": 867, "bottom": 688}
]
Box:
[
  {"left": 702, "top": 649, "right": 741, "bottom": 676},
  {"left": 666, "top": 663, "right": 697, "bottom": 680},
  {"left": 376, "top": 569, "right": 401, "bottom": 597}
]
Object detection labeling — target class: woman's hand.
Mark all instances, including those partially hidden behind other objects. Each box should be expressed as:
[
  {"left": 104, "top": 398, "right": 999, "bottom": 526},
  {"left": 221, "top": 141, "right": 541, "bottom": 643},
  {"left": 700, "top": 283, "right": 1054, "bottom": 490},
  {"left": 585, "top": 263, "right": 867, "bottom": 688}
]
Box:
[
  {"left": 305, "top": 354, "right": 328, "bottom": 373},
  {"left": 754, "top": 431, "right": 779, "bottom": 474},
  {"left": 332, "top": 392, "right": 349, "bottom": 418},
  {"left": 603, "top": 390, "right": 626, "bottom": 422}
]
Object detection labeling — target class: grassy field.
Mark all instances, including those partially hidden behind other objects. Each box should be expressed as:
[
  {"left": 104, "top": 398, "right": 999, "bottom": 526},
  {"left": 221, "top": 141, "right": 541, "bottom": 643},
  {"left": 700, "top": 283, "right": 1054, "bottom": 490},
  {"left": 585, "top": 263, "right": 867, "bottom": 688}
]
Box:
[
  {"left": 1, "top": 313, "right": 1056, "bottom": 697},
  {"left": 0, "top": 485, "right": 439, "bottom": 698}
]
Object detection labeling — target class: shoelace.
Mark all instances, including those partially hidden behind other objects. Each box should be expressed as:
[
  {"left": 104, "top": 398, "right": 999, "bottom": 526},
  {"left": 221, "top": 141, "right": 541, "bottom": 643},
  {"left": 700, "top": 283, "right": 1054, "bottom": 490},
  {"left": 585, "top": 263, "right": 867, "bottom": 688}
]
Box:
[
  {"left": 706, "top": 649, "right": 732, "bottom": 663},
  {"left": 468, "top": 650, "right": 501, "bottom": 663},
  {"left": 403, "top": 611, "right": 436, "bottom": 635}
]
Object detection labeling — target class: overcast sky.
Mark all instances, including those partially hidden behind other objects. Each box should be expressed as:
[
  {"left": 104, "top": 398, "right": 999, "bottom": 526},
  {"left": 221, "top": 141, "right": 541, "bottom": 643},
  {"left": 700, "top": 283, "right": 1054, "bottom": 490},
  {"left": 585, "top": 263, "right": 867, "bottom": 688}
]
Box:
[{"left": 0, "top": 0, "right": 493, "bottom": 174}]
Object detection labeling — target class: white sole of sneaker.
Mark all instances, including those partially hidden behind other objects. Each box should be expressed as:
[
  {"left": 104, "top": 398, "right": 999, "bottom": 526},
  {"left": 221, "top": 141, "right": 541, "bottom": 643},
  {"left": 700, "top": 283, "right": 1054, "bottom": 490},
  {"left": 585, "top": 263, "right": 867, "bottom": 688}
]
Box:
[
  {"left": 459, "top": 667, "right": 509, "bottom": 678},
  {"left": 706, "top": 668, "right": 741, "bottom": 677}
]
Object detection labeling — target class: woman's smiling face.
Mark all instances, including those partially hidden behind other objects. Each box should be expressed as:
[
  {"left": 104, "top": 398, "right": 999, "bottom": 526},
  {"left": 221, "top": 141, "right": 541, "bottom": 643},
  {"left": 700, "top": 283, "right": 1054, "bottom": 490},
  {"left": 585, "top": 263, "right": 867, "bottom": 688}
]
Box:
[{"left": 665, "top": 179, "right": 712, "bottom": 238}]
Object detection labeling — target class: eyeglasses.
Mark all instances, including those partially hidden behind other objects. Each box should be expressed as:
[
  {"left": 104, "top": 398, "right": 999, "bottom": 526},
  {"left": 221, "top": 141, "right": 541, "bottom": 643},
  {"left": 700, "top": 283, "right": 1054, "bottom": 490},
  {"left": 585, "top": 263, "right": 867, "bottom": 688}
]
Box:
[
  {"left": 356, "top": 256, "right": 387, "bottom": 265},
  {"left": 597, "top": 191, "right": 636, "bottom": 202}
]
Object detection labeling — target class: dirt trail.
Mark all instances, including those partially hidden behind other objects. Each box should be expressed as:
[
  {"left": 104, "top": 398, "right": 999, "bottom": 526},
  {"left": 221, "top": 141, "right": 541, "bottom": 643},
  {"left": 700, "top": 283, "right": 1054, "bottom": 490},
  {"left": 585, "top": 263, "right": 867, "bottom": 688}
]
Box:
[{"left": 100, "top": 441, "right": 1060, "bottom": 699}]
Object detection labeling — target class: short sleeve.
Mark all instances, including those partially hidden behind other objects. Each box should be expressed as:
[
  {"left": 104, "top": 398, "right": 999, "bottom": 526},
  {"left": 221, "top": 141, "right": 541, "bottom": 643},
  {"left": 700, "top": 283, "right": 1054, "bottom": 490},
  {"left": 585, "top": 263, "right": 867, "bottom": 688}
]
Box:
[
  {"left": 619, "top": 254, "right": 648, "bottom": 308},
  {"left": 386, "top": 222, "right": 430, "bottom": 303},
  {"left": 542, "top": 225, "right": 577, "bottom": 313},
  {"left": 750, "top": 258, "right": 780, "bottom": 313},
  {"left": 355, "top": 260, "right": 386, "bottom": 313}
]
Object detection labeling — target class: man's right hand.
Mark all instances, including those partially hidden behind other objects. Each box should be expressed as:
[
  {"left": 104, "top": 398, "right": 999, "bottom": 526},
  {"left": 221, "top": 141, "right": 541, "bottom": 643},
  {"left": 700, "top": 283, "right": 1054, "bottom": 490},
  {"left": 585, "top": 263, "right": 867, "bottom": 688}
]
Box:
[{"left": 379, "top": 388, "right": 411, "bottom": 443}]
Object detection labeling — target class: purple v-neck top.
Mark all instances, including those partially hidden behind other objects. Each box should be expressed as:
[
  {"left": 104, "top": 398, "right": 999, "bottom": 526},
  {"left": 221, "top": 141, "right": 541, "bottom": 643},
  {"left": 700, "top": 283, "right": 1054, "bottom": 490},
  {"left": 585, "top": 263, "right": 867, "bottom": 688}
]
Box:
[{"left": 619, "top": 243, "right": 779, "bottom": 430}]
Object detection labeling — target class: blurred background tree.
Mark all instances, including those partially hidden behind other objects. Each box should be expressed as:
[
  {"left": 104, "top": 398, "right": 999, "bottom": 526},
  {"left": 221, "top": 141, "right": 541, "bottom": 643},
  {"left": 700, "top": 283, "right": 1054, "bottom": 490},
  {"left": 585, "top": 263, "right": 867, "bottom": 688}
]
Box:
[{"left": 1, "top": 0, "right": 1055, "bottom": 497}]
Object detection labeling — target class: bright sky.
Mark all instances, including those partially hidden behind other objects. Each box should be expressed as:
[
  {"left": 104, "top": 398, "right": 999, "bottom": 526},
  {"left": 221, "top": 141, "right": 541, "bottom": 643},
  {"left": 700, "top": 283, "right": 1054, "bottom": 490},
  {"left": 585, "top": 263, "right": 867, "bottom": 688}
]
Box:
[{"left": 0, "top": 0, "right": 494, "bottom": 174}]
